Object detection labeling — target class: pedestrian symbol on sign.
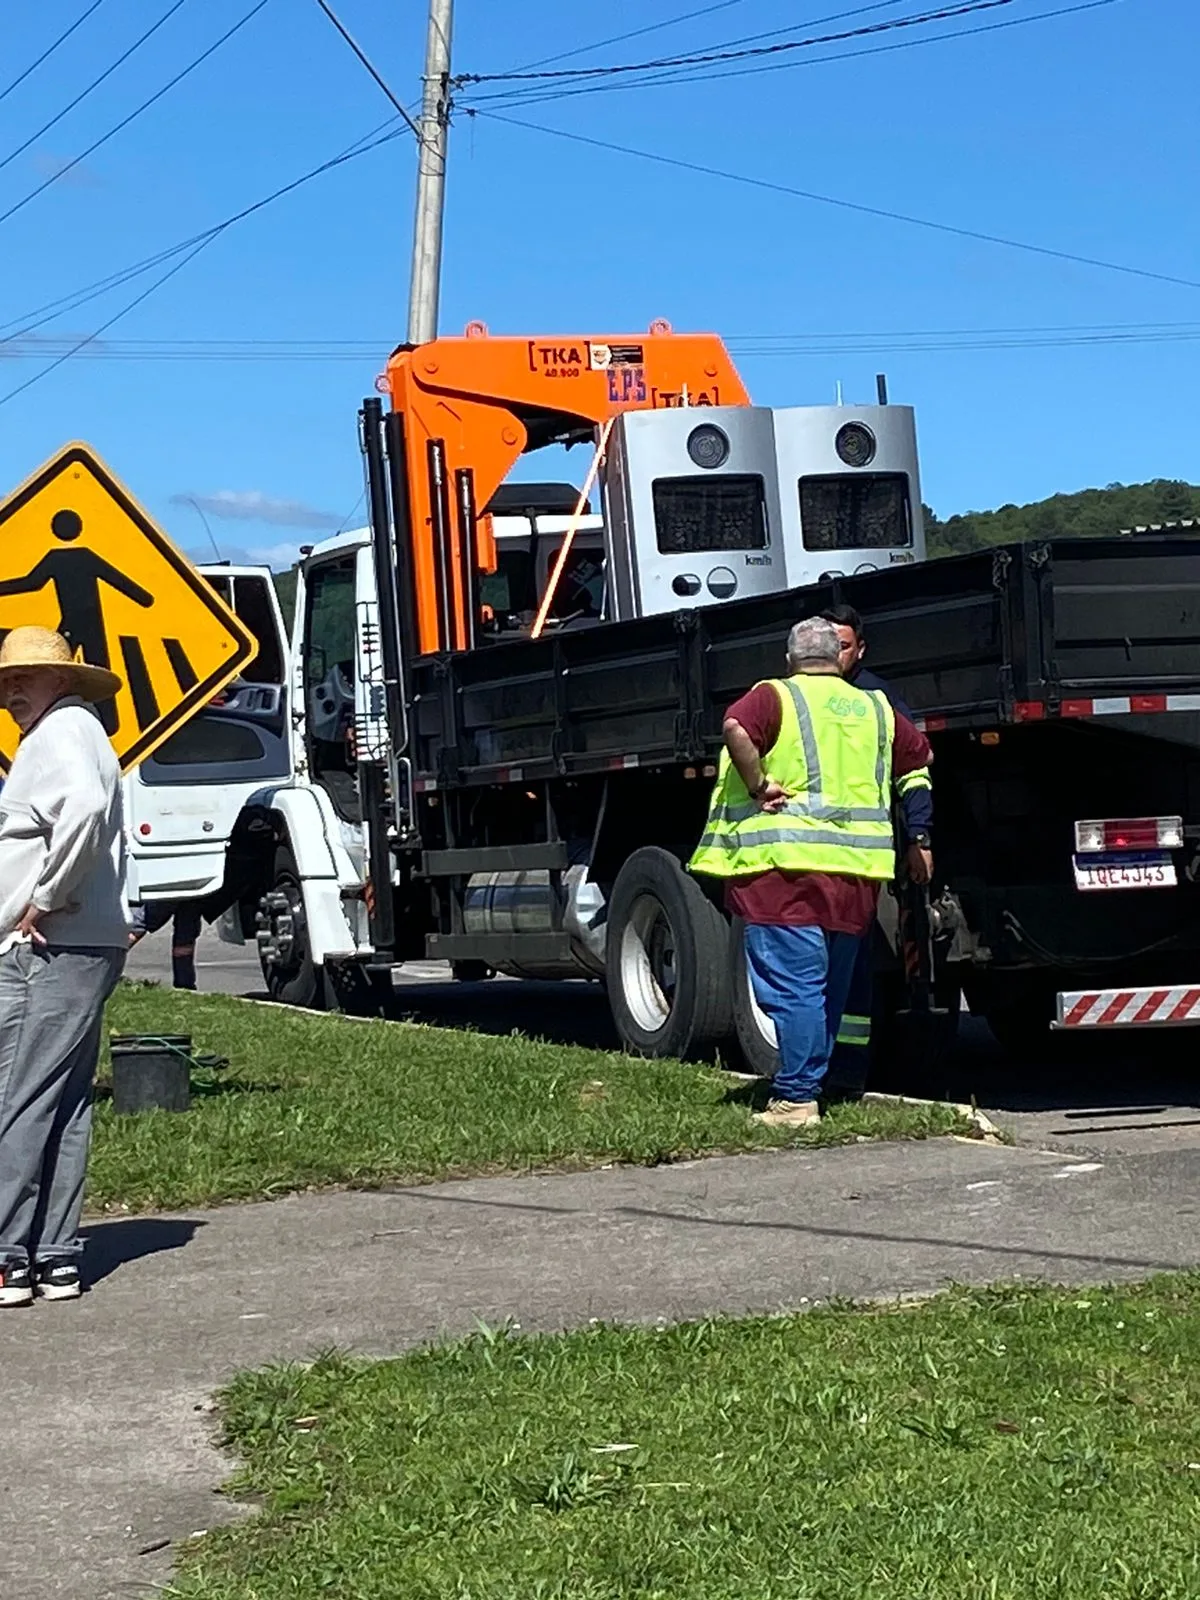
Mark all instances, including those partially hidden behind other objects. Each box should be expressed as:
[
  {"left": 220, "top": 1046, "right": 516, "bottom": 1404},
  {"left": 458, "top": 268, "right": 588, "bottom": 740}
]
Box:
[{"left": 0, "top": 442, "right": 256, "bottom": 772}]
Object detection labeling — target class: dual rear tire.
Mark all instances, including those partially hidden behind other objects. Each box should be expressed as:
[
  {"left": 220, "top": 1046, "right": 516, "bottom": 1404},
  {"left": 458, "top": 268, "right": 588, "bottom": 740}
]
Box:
[{"left": 605, "top": 847, "right": 734, "bottom": 1060}]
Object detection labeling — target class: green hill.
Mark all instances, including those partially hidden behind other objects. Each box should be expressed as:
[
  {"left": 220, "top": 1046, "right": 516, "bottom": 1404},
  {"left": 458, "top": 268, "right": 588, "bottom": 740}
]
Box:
[{"left": 925, "top": 479, "right": 1200, "bottom": 556}]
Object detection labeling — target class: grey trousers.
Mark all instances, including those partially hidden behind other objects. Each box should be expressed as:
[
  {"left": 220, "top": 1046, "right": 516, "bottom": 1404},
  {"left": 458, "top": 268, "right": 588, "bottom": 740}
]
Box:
[{"left": 0, "top": 944, "right": 125, "bottom": 1265}]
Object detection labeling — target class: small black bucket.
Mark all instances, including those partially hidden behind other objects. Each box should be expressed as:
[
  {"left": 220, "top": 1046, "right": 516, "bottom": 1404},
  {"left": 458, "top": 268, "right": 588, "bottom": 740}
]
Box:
[{"left": 110, "top": 1035, "right": 193, "bottom": 1114}]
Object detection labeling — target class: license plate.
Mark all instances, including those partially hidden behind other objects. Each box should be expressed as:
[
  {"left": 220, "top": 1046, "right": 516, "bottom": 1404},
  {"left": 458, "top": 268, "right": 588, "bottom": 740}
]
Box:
[{"left": 1073, "top": 852, "right": 1177, "bottom": 892}]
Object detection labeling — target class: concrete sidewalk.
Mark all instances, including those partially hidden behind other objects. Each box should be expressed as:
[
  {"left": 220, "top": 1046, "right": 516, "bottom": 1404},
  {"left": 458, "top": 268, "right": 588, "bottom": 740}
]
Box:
[{"left": 4, "top": 1134, "right": 1200, "bottom": 1599}]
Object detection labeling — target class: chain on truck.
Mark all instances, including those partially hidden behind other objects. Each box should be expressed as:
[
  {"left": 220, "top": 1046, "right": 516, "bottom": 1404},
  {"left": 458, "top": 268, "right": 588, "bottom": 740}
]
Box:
[{"left": 201, "top": 320, "right": 1200, "bottom": 1066}]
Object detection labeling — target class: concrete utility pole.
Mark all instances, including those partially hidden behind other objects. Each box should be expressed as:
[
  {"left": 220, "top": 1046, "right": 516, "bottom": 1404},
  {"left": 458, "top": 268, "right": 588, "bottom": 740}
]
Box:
[{"left": 407, "top": 0, "right": 454, "bottom": 346}]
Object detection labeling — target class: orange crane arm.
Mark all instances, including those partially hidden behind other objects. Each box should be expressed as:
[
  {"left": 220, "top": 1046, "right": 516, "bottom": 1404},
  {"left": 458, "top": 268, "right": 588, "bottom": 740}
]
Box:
[{"left": 383, "top": 320, "right": 751, "bottom": 655}]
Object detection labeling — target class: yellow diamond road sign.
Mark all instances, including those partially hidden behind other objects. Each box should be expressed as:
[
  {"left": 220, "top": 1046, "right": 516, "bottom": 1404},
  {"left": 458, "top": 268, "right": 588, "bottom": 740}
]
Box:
[{"left": 0, "top": 442, "right": 257, "bottom": 773}]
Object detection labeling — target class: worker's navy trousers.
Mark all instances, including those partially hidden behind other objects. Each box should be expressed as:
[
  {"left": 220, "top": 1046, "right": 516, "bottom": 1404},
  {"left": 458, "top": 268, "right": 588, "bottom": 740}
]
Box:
[{"left": 743, "top": 923, "right": 859, "bottom": 1103}]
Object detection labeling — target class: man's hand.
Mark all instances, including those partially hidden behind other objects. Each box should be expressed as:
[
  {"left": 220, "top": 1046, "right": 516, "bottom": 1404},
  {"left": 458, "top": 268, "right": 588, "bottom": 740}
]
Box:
[
  {"left": 16, "top": 903, "right": 47, "bottom": 946},
  {"left": 755, "top": 779, "right": 789, "bottom": 814},
  {"left": 905, "top": 843, "right": 933, "bottom": 885}
]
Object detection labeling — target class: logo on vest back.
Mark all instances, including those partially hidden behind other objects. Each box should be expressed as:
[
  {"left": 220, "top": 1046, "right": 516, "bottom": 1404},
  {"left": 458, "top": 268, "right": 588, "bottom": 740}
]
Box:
[{"left": 825, "top": 693, "right": 867, "bottom": 718}]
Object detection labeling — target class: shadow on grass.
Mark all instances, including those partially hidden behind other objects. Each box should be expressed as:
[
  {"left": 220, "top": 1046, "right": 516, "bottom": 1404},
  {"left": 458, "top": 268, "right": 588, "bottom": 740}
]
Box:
[
  {"left": 94, "top": 1077, "right": 284, "bottom": 1104},
  {"left": 722, "top": 1078, "right": 771, "bottom": 1111},
  {"left": 80, "top": 1216, "right": 207, "bottom": 1285}
]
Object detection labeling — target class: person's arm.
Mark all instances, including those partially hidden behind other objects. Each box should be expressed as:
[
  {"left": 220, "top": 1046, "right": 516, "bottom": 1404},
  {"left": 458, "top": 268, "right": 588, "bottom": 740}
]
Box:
[
  {"left": 723, "top": 685, "right": 786, "bottom": 812},
  {"left": 891, "top": 713, "right": 934, "bottom": 883},
  {"left": 26, "top": 748, "right": 111, "bottom": 921}
]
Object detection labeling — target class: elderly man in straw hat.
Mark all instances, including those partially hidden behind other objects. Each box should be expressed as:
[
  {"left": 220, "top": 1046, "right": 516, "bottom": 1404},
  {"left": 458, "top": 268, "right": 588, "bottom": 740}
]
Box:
[{"left": 0, "top": 625, "right": 129, "bottom": 1307}]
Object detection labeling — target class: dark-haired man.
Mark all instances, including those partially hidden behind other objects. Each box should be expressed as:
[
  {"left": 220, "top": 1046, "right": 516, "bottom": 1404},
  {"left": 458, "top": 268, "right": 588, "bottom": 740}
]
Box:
[{"left": 820, "top": 604, "right": 932, "bottom": 1098}]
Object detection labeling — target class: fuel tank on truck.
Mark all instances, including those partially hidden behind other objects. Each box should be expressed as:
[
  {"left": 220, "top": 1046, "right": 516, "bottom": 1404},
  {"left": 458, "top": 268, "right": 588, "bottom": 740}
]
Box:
[{"left": 771, "top": 403, "right": 925, "bottom": 590}]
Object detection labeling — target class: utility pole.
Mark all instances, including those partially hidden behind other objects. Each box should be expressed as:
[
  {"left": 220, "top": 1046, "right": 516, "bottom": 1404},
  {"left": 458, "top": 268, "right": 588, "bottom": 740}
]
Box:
[{"left": 407, "top": 0, "right": 453, "bottom": 346}]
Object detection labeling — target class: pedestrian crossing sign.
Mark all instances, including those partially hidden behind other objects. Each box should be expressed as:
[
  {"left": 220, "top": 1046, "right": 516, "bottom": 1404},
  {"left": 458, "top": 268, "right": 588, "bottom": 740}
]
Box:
[{"left": 0, "top": 442, "right": 258, "bottom": 772}]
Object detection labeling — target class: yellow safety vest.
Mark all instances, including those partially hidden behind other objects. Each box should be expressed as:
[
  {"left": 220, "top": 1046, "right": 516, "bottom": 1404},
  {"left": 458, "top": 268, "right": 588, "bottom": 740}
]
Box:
[{"left": 690, "top": 675, "right": 897, "bottom": 882}]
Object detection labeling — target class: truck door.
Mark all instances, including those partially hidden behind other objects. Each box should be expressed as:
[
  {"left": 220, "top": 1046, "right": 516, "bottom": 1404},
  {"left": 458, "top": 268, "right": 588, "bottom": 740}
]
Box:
[
  {"left": 125, "top": 566, "right": 291, "bottom": 904},
  {"left": 299, "top": 552, "right": 360, "bottom": 822}
]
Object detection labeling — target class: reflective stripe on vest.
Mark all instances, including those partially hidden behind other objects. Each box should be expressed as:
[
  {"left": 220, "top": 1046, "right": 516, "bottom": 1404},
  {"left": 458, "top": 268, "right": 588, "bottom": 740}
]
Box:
[{"left": 690, "top": 676, "right": 896, "bottom": 882}]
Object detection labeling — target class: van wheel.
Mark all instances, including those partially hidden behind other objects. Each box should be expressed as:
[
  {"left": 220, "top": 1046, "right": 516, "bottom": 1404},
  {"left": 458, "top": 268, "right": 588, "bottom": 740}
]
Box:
[
  {"left": 606, "top": 848, "right": 732, "bottom": 1059},
  {"left": 730, "top": 917, "right": 780, "bottom": 1076},
  {"left": 257, "top": 845, "right": 324, "bottom": 1008}
]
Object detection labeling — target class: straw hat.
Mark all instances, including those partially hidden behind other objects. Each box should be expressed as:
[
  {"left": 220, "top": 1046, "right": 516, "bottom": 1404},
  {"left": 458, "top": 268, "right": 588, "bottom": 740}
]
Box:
[{"left": 0, "top": 625, "right": 121, "bottom": 702}]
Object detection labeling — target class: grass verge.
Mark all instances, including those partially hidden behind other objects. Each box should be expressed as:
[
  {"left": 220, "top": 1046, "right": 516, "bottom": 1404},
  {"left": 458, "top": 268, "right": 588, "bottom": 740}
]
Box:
[
  {"left": 172, "top": 1277, "right": 1200, "bottom": 1599},
  {"left": 91, "top": 983, "right": 968, "bottom": 1211}
]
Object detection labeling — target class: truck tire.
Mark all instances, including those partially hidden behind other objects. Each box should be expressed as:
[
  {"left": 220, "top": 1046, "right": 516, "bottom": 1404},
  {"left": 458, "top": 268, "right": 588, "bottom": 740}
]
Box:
[
  {"left": 257, "top": 844, "right": 324, "bottom": 1009},
  {"left": 730, "top": 917, "right": 780, "bottom": 1077},
  {"left": 606, "top": 848, "right": 732, "bottom": 1059}
]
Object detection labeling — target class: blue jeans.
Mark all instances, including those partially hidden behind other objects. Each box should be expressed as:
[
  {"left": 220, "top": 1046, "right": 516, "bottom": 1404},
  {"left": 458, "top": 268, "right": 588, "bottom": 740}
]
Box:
[
  {"left": 744, "top": 924, "right": 860, "bottom": 1103},
  {"left": 827, "top": 931, "right": 874, "bottom": 1094}
]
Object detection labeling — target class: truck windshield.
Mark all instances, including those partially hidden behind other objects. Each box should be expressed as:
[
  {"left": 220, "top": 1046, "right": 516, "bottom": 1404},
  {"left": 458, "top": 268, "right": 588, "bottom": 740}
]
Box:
[
  {"left": 798, "top": 474, "right": 912, "bottom": 550},
  {"left": 652, "top": 476, "right": 768, "bottom": 554},
  {"left": 202, "top": 573, "right": 285, "bottom": 683}
]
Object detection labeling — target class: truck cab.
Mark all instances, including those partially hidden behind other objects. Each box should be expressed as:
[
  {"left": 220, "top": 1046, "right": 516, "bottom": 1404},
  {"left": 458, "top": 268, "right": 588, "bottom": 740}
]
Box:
[{"left": 124, "top": 563, "right": 290, "bottom": 910}]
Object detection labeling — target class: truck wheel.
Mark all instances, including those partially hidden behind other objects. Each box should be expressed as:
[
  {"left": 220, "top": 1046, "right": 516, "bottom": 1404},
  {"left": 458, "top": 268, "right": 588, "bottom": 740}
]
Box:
[
  {"left": 606, "top": 848, "right": 732, "bottom": 1059},
  {"left": 257, "top": 845, "right": 324, "bottom": 1008},
  {"left": 730, "top": 917, "right": 780, "bottom": 1077}
]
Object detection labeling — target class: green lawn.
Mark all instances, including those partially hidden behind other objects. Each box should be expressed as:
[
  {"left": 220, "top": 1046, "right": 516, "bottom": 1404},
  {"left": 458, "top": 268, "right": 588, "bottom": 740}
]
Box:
[
  {"left": 171, "top": 1278, "right": 1200, "bottom": 1600},
  {"left": 91, "top": 984, "right": 968, "bottom": 1212}
]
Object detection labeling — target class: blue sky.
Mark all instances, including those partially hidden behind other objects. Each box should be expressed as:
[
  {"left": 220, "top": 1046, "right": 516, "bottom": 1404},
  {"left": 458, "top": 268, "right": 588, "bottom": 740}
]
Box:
[{"left": 0, "top": 0, "right": 1195, "bottom": 568}]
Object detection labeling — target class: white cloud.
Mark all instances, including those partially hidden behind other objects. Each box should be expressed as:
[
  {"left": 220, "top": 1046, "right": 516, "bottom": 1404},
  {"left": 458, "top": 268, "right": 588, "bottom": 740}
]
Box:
[
  {"left": 171, "top": 489, "right": 344, "bottom": 530},
  {"left": 184, "top": 540, "right": 304, "bottom": 573}
]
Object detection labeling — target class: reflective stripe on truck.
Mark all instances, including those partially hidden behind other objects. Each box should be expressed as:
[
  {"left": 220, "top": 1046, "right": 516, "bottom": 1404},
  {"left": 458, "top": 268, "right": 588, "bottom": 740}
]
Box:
[{"left": 1055, "top": 986, "right": 1200, "bottom": 1029}]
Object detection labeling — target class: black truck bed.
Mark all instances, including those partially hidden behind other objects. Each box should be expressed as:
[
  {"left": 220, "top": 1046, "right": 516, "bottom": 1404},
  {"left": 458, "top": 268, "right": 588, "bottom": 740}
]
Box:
[{"left": 408, "top": 536, "right": 1200, "bottom": 786}]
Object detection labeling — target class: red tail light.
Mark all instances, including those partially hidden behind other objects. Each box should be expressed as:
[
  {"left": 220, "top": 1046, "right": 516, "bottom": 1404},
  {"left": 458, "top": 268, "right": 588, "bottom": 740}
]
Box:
[{"left": 1075, "top": 816, "right": 1183, "bottom": 853}]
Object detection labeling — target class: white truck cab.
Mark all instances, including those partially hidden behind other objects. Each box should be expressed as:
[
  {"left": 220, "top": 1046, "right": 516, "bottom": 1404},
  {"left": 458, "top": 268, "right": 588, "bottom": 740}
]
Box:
[{"left": 124, "top": 563, "right": 290, "bottom": 908}]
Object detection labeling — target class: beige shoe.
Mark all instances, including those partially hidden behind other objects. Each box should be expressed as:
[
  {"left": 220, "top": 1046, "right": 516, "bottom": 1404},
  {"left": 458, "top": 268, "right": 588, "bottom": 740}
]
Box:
[{"left": 753, "top": 1098, "right": 821, "bottom": 1127}]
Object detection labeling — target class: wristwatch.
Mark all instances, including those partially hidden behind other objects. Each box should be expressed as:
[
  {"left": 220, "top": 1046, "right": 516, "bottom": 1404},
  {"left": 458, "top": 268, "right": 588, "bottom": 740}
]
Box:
[
  {"left": 909, "top": 831, "right": 932, "bottom": 847},
  {"left": 750, "top": 777, "right": 770, "bottom": 799}
]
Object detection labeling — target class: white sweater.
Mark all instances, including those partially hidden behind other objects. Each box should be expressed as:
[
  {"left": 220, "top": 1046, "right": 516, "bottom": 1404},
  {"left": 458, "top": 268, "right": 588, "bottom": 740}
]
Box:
[{"left": 0, "top": 696, "right": 130, "bottom": 952}]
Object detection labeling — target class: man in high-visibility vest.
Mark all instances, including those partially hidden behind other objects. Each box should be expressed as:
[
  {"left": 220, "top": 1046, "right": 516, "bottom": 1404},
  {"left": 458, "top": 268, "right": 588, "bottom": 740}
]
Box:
[
  {"left": 690, "top": 617, "right": 933, "bottom": 1127},
  {"left": 821, "top": 603, "right": 933, "bottom": 1100}
]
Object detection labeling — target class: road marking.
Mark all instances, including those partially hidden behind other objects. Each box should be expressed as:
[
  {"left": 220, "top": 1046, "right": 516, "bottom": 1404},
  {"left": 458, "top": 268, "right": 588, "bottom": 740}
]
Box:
[{"left": 1052, "top": 1162, "right": 1104, "bottom": 1178}]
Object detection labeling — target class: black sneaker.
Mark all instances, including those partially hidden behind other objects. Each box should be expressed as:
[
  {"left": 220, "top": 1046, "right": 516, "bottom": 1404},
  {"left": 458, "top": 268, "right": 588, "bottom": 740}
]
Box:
[
  {"left": 0, "top": 1260, "right": 33, "bottom": 1307},
  {"left": 35, "top": 1261, "right": 82, "bottom": 1301}
]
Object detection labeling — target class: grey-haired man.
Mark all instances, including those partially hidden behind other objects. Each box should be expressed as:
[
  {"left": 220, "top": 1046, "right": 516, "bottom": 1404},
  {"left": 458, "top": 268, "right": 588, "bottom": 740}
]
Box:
[{"left": 0, "top": 626, "right": 129, "bottom": 1306}]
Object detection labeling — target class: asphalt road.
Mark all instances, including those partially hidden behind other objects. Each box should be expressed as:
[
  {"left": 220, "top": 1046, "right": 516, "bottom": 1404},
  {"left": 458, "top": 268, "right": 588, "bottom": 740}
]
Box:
[{"left": 124, "top": 924, "right": 1200, "bottom": 1158}]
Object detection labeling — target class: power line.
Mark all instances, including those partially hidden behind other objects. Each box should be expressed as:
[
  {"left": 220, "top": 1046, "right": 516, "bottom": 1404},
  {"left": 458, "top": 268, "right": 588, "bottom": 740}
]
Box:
[
  {"left": 507, "top": 0, "right": 763, "bottom": 73},
  {"left": 4, "top": 318, "right": 1200, "bottom": 363},
  {"left": 0, "top": 115, "right": 404, "bottom": 343},
  {"left": 459, "top": 0, "right": 1021, "bottom": 83},
  {"left": 0, "top": 0, "right": 112, "bottom": 107},
  {"left": 473, "top": 111, "right": 1200, "bottom": 294},
  {"left": 311, "top": 0, "right": 423, "bottom": 139},
  {"left": 0, "top": 0, "right": 190, "bottom": 177},
  {"left": 465, "top": 0, "right": 1116, "bottom": 107},
  {"left": 0, "top": 0, "right": 273, "bottom": 228},
  {"left": 0, "top": 120, "right": 409, "bottom": 401},
  {"left": 0, "top": 237, "right": 217, "bottom": 412}
]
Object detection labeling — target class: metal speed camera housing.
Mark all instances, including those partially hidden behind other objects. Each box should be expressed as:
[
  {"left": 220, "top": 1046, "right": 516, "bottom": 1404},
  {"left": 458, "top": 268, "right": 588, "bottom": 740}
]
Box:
[
  {"left": 601, "top": 406, "right": 786, "bottom": 622},
  {"left": 772, "top": 404, "right": 925, "bottom": 590}
]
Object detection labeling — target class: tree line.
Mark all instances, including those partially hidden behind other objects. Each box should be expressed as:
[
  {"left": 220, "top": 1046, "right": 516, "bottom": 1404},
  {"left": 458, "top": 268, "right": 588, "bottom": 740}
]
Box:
[{"left": 924, "top": 479, "right": 1200, "bottom": 556}]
